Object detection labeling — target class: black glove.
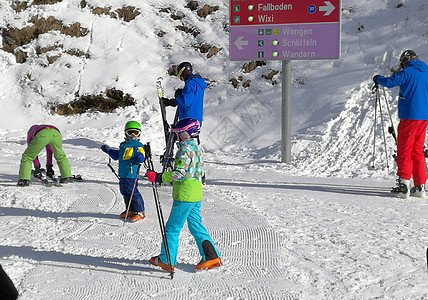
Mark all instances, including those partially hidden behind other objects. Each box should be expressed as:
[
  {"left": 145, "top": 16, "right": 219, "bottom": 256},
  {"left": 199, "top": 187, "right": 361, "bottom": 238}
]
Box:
[
  {"left": 162, "top": 97, "right": 176, "bottom": 107},
  {"left": 46, "top": 165, "right": 54, "bottom": 178},
  {"left": 174, "top": 88, "right": 183, "bottom": 98},
  {"left": 101, "top": 145, "right": 110, "bottom": 154},
  {"left": 373, "top": 75, "right": 380, "bottom": 84},
  {"left": 33, "top": 165, "right": 42, "bottom": 179}
]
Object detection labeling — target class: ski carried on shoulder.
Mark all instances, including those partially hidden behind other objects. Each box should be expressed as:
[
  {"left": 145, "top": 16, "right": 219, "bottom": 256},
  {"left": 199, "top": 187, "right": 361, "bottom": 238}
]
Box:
[
  {"left": 156, "top": 77, "right": 178, "bottom": 172},
  {"left": 157, "top": 77, "right": 170, "bottom": 146},
  {"left": 162, "top": 111, "right": 178, "bottom": 173}
]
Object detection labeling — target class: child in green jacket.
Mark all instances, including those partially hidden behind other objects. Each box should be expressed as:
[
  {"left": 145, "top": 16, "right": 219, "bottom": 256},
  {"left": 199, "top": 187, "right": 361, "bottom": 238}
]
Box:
[{"left": 147, "top": 118, "right": 221, "bottom": 273}]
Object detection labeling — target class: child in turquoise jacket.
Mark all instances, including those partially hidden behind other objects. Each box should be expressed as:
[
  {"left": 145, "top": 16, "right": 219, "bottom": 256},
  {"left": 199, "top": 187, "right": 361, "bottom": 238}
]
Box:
[{"left": 101, "top": 121, "right": 146, "bottom": 222}]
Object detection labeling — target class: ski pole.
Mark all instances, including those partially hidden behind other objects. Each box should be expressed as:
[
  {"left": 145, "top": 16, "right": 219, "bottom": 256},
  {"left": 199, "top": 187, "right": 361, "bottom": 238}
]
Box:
[
  {"left": 107, "top": 157, "right": 120, "bottom": 180},
  {"left": 123, "top": 164, "right": 141, "bottom": 225},
  {"left": 381, "top": 86, "right": 397, "bottom": 145},
  {"left": 145, "top": 142, "right": 174, "bottom": 279},
  {"left": 377, "top": 87, "right": 390, "bottom": 169},
  {"left": 371, "top": 84, "right": 378, "bottom": 168}
]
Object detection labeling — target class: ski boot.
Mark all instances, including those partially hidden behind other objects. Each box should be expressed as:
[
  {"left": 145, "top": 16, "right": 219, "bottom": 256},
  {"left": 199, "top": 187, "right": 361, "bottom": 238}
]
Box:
[{"left": 390, "top": 177, "right": 410, "bottom": 199}]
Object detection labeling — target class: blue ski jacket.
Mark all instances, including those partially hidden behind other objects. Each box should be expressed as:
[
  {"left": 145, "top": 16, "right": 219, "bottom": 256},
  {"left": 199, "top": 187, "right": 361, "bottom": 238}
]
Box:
[
  {"left": 376, "top": 59, "right": 428, "bottom": 120},
  {"left": 175, "top": 74, "right": 207, "bottom": 126},
  {"left": 107, "top": 139, "right": 145, "bottom": 179}
]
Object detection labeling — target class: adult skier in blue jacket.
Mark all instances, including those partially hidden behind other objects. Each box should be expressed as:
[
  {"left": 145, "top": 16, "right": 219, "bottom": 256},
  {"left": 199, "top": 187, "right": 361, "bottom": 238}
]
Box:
[
  {"left": 162, "top": 62, "right": 207, "bottom": 126},
  {"left": 373, "top": 50, "right": 428, "bottom": 199}
]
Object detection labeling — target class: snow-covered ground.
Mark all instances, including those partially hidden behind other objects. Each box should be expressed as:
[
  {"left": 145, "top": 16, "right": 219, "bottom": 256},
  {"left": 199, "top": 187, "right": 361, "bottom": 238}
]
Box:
[{"left": 1, "top": 0, "right": 428, "bottom": 299}]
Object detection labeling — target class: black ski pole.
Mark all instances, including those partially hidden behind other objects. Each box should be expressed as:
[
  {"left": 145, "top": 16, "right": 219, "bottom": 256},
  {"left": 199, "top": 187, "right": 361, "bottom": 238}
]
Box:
[
  {"left": 123, "top": 164, "right": 141, "bottom": 225},
  {"left": 377, "top": 87, "right": 390, "bottom": 169},
  {"left": 381, "top": 86, "right": 397, "bottom": 145},
  {"left": 145, "top": 143, "right": 174, "bottom": 279},
  {"left": 107, "top": 157, "right": 120, "bottom": 180},
  {"left": 371, "top": 84, "right": 379, "bottom": 168}
]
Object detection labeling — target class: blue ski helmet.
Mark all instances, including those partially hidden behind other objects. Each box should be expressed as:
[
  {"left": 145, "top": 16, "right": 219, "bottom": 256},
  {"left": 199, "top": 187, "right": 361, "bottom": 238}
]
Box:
[{"left": 171, "top": 118, "right": 200, "bottom": 140}]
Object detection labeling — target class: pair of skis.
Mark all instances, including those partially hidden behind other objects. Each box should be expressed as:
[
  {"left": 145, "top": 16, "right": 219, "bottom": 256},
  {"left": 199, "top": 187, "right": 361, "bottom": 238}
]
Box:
[
  {"left": 156, "top": 77, "right": 178, "bottom": 173},
  {"left": 32, "top": 169, "right": 62, "bottom": 187},
  {"left": 33, "top": 170, "right": 83, "bottom": 187}
]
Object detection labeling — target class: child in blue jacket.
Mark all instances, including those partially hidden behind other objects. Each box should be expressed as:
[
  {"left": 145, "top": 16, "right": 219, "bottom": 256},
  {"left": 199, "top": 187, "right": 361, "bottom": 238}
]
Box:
[{"left": 101, "top": 121, "right": 146, "bottom": 222}]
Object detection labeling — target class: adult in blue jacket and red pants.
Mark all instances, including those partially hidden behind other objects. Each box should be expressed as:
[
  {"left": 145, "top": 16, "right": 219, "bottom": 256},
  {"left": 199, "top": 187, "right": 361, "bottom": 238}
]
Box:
[{"left": 374, "top": 50, "right": 428, "bottom": 198}]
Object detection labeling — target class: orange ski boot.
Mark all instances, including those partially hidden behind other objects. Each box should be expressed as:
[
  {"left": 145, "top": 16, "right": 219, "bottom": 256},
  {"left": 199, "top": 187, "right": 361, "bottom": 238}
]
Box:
[
  {"left": 149, "top": 256, "right": 175, "bottom": 273},
  {"left": 194, "top": 258, "right": 222, "bottom": 271}
]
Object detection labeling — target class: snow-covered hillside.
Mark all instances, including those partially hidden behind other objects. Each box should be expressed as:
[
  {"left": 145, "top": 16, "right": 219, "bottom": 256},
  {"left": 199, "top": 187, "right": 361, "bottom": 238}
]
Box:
[
  {"left": 1, "top": 0, "right": 428, "bottom": 299},
  {"left": 1, "top": 0, "right": 428, "bottom": 176}
]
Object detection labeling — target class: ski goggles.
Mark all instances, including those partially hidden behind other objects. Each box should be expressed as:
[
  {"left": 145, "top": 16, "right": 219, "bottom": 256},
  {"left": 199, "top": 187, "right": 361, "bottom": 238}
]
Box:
[
  {"left": 177, "top": 131, "right": 190, "bottom": 140},
  {"left": 126, "top": 129, "right": 140, "bottom": 138}
]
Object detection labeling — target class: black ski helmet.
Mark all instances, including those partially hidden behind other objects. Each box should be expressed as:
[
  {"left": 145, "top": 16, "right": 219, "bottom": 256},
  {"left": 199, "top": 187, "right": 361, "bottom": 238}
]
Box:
[
  {"left": 176, "top": 62, "right": 192, "bottom": 80},
  {"left": 400, "top": 50, "right": 417, "bottom": 67}
]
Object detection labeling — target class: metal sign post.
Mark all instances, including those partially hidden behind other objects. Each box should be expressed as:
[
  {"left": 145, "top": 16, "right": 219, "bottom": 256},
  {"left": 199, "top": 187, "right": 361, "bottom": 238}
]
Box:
[
  {"left": 282, "top": 60, "right": 291, "bottom": 163},
  {"left": 229, "top": 0, "right": 341, "bottom": 162}
]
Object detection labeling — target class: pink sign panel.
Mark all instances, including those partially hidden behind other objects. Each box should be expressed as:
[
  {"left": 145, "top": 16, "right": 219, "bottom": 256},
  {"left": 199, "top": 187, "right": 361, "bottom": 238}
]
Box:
[{"left": 230, "top": 0, "right": 341, "bottom": 60}]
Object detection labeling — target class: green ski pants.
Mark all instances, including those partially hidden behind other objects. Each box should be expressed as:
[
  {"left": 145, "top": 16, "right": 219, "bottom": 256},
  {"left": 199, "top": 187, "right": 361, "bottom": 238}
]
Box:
[{"left": 19, "top": 128, "right": 71, "bottom": 180}]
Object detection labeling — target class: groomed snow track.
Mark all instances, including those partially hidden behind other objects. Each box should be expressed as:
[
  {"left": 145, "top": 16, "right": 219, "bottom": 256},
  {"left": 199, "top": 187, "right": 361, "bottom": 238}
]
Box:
[{"left": 0, "top": 181, "right": 298, "bottom": 299}]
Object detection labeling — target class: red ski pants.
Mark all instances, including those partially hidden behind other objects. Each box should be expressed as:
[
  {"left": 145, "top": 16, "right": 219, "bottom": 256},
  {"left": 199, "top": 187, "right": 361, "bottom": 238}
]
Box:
[{"left": 396, "top": 119, "right": 428, "bottom": 186}]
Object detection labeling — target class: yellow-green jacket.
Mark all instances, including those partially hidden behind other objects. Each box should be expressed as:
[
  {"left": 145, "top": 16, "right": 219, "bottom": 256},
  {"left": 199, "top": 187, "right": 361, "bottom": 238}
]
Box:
[{"left": 162, "top": 138, "right": 204, "bottom": 202}]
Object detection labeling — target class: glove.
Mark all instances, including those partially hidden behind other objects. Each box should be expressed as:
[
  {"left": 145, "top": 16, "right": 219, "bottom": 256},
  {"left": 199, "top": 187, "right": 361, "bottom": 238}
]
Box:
[
  {"left": 46, "top": 165, "right": 54, "bottom": 178},
  {"left": 33, "top": 165, "right": 42, "bottom": 179},
  {"left": 101, "top": 145, "right": 110, "bottom": 154},
  {"left": 134, "top": 147, "right": 145, "bottom": 163},
  {"left": 162, "top": 97, "right": 176, "bottom": 107},
  {"left": 373, "top": 75, "right": 380, "bottom": 84},
  {"left": 174, "top": 88, "right": 183, "bottom": 98},
  {"left": 146, "top": 170, "right": 162, "bottom": 184}
]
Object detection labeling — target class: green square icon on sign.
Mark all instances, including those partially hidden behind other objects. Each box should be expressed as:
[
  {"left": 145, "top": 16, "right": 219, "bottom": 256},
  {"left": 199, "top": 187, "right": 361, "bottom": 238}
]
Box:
[
  {"left": 258, "top": 51, "right": 264, "bottom": 58},
  {"left": 258, "top": 40, "right": 264, "bottom": 47},
  {"left": 258, "top": 29, "right": 264, "bottom": 35},
  {"left": 233, "top": 16, "right": 240, "bottom": 23},
  {"left": 266, "top": 29, "right": 272, "bottom": 35},
  {"left": 233, "top": 5, "right": 240, "bottom": 12}
]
